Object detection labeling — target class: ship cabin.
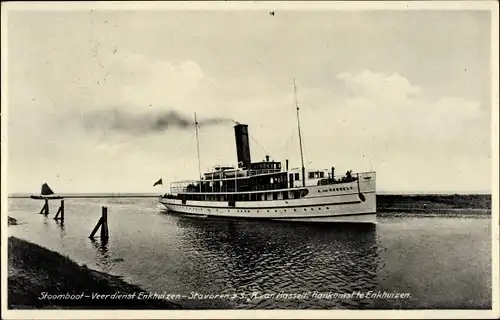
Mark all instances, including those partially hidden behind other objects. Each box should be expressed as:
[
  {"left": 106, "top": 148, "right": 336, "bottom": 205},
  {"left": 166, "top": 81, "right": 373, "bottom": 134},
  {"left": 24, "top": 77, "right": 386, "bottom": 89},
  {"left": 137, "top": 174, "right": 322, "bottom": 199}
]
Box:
[{"left": 163, "top": 123, "right": 359, "bottom": 202}]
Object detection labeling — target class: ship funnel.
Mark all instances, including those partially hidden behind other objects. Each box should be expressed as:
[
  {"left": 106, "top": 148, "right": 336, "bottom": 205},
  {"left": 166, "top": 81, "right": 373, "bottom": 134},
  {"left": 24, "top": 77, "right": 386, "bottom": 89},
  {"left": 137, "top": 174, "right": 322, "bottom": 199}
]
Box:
[{"left": 234, "top": 123, "right": 251, "bottom": 169}]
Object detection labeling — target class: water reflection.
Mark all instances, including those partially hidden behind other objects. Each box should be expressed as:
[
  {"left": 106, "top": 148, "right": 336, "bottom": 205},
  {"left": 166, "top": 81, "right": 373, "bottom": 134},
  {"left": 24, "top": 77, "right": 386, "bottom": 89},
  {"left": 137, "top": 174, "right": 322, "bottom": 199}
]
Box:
[
  {"left": 173, "top": 216, "right": 379, "bottom": 309},
  {"left": 56, "top": 220, "right": 66, "bottom": 238},
  {"left": 90, "top": 238, "right": 112, "bottom": 273}
]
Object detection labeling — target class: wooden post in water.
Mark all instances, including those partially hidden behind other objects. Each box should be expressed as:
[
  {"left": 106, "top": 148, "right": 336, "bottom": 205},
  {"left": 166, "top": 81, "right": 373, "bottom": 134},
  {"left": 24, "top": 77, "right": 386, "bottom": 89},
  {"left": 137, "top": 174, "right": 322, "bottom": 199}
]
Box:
[
  {"left": 39, "top": 199, "right": 49, "bottom": 215},
  {"left": 89, "top": 206, "right": 109, "bottom": 240},
  {"left": 101, "top": 206, "right": 109, "bottom": 240},
  {"left": 54, "top": 200, "right": 65, "bottom": 223}
]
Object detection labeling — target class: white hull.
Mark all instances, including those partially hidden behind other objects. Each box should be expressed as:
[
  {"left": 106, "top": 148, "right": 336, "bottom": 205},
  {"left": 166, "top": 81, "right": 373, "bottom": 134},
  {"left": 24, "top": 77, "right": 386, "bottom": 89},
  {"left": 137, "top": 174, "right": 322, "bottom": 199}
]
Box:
[{"left": 160, "top": 173, "right": 377, "bottom": 224}]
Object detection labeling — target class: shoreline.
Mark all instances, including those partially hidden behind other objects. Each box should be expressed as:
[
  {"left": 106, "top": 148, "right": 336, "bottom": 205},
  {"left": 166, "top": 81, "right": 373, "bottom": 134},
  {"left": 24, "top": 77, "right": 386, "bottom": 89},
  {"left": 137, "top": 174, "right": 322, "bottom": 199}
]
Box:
[{"left": 8, "top": 237, "right": 183, "bottom": 309}]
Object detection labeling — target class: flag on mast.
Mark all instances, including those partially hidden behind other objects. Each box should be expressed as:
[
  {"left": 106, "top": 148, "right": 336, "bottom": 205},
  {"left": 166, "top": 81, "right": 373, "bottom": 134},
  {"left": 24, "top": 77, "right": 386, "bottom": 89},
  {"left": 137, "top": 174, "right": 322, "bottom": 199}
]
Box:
[{"left": 153, "top": 178, "right": 163, "bottom": 187}]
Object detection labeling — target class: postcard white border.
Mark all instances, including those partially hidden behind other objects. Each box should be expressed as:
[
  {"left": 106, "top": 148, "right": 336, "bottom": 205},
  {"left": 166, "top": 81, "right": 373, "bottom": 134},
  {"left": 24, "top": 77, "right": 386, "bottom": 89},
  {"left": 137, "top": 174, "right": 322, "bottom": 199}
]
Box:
[{"left": 1, "top": 1, "right": 498, "bottom": 319}]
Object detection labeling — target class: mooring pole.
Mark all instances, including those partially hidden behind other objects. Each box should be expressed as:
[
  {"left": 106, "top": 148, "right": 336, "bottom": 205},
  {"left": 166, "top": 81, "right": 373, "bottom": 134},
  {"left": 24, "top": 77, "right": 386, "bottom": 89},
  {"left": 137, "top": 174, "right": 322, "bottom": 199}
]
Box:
[
  {"left": 39, "top": 199, "right": 49, "bottom": 215},
  {"left": 101, "top": 206, "right": 109, "bottom": 240},
  {"left": 54, "top": 200, "right": 65, "bottom": 223},
  {"left": 89, "top": 206, "right": 109, "bottom": 240}
]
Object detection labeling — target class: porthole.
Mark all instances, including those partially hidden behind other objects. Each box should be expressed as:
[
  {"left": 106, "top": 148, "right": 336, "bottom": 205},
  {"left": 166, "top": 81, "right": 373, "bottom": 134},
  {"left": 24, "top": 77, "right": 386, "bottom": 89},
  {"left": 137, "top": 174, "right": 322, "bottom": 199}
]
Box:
[
  {"left": 304, "top": 208, "right": 307, "bottom": 211},
  {"left": 284, "top": 209, "right": 287, "bottom": 212},
  {"left": 275, "top": 210, "right": 277, "bottom": 212},
  {"left": 294, "top": 209, "right": 297, "bottom": 212},
  {"left": 327, "top": 207, "right": 330, "bottom": 209},
  {"left": 311, "top": 208, "right": 314, "bottom": 211},
  {"left": 319, "top": 208, "right": 321, "bottom": 210}
]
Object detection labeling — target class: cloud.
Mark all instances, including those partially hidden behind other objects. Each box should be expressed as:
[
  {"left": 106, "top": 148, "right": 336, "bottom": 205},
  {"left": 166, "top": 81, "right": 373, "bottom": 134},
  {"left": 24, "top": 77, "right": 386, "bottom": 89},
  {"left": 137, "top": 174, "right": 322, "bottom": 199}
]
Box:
[
  {"left": 337, "top": 70, "right": 421, "bottom": 104},
  {"left": 329, "top": 70, "right": 488, "bottom": 143},
  {"left": 79, "top": 52, "right": 210, "bottom": 113}
]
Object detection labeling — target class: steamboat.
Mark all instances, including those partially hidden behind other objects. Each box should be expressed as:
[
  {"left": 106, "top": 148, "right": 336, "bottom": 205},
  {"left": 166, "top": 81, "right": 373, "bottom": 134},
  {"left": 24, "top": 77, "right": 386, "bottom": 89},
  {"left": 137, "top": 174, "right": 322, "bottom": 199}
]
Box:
[{"left": 160, "top": 82, "right": 376, "bottom": 223}]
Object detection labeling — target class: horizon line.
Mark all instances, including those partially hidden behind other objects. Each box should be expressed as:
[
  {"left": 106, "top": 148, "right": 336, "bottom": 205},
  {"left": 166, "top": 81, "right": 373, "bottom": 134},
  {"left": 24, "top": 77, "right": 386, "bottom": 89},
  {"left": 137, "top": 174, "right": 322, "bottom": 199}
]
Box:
[{"left": 6, "top": 190, "right": 493, "bottom": 199}]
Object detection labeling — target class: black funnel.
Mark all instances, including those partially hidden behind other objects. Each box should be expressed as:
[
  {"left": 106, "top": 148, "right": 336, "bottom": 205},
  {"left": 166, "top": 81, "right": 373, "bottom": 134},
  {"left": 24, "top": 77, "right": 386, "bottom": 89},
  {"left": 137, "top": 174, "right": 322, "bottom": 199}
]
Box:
[{"left": 234, "top": 124, "right": 251, "bottom": 169}]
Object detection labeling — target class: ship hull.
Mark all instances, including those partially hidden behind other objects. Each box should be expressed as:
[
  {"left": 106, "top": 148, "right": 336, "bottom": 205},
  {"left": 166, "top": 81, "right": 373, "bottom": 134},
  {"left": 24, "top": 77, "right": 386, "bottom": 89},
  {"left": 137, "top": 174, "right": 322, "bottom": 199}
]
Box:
[{"left": 159, "top": 177, "right": 377, "bottom": 223}]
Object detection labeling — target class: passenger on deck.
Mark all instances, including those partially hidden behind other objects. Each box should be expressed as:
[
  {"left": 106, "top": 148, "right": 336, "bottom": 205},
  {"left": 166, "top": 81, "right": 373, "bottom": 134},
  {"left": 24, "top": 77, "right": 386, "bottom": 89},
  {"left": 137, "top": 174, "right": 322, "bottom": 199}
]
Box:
[{"left": 346, "top": 170, "right": 352, "bottom": 182}]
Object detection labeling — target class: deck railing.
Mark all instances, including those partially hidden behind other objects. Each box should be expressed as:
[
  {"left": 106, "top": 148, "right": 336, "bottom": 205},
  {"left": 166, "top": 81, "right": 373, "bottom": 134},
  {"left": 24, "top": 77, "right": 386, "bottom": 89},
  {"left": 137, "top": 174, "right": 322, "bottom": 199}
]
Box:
[{"left": 170, "top": 171, "right": 375, "bottom": 194}]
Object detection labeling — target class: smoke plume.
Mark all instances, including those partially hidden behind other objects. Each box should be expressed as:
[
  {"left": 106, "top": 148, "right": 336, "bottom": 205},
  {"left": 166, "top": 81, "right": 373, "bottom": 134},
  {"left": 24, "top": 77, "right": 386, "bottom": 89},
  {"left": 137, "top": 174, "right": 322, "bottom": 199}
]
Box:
[{"left": 81, "top": 108, "right": 235, "bottom": 135}]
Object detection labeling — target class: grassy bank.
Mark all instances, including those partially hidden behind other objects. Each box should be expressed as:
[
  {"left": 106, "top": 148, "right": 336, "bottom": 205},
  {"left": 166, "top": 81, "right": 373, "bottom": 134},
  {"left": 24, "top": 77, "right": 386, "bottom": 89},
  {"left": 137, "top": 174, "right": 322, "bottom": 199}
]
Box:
[
  {"left": 377, "top": 194, "right": 491, "bottom": 214},
  {"left": 8, "top": 237, "right": 183, "bottom": 309}
]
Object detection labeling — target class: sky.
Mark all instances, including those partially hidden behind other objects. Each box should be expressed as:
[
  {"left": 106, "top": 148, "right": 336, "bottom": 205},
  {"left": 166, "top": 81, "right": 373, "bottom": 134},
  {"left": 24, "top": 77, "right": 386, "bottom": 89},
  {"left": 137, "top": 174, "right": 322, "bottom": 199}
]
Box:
[{"left": 4, "top": 4, "right": 496, "bottom": 194}]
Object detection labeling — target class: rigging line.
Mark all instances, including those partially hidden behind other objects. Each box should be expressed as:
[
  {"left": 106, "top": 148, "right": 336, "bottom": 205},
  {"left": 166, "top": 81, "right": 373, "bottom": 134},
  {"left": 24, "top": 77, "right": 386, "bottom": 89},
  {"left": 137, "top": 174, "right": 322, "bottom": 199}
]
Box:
[
  {"left": 228, "top": 118, "right": 273, "bottom": 160},
  {"left": 248, "top": 133, "right": 273, "bottom": 160},
  {"left": 194, "top": 113, "right": 202, "bottom": 192},
  {"left": 284, "top": 114, "right": 298, "bottom": 159},
  {"left": 294, "top": 78, "right": 306, "bottom": 187}
]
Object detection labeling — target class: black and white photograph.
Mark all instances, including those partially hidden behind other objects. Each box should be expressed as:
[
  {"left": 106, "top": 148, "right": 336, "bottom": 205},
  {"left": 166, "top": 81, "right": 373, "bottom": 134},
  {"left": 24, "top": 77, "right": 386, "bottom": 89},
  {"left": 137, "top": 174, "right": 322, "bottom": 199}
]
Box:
[{"left": 1, "top": 1, "right": 498, "bottom": 319}]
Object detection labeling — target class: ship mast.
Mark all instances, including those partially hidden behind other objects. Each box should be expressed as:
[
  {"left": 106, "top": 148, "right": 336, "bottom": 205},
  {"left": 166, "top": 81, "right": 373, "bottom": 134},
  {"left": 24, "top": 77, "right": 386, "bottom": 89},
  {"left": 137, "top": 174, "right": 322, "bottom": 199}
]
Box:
[
  {"left": 194, "top": 113, "right": 202, "bottom": 193},
  {"left": 294, "top": 78, "right": 306, "bottom": 187}
]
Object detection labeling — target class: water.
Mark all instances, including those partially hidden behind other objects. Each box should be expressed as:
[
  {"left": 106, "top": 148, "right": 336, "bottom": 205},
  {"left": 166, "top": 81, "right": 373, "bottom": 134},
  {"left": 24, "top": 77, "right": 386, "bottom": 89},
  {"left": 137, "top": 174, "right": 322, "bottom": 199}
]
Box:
[{"left": 7, "top": 198, "right": 491, "bottom": 309}]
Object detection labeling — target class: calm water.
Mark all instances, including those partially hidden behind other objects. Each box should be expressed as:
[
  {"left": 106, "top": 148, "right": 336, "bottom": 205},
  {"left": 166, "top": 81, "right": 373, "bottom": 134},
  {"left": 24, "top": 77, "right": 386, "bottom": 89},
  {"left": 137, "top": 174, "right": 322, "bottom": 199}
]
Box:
[{"left": 8, "top": 198, "right": 491, "bottom": 309}]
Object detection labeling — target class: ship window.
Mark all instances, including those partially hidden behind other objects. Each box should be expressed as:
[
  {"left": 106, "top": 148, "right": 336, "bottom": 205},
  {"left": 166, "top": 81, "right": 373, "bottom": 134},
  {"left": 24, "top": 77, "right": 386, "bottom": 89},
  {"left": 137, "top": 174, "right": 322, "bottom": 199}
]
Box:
[
  {"left": 295, "top": 173, "right": 299, "bottom": 180},
  {"left": 273, "top": 193, "right": 278, "bottom": 200},
  {"left": 320, "top": 172, "right": 325, "bottom": 178},
  {"left": 308, "top": 172, "right": 315, "bottom": 179},
  {"left": 275, "top": 210, "right": 277, "bottom": 212},
  {"left": 294, "top": 209, "right": 296, "bottom": 211},
  {"left": 283, "top": 192, "right": 289, "bottom": 200}
]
